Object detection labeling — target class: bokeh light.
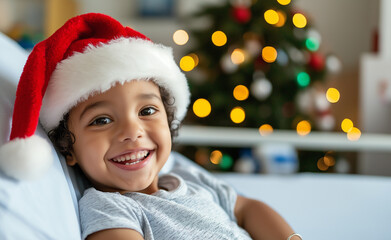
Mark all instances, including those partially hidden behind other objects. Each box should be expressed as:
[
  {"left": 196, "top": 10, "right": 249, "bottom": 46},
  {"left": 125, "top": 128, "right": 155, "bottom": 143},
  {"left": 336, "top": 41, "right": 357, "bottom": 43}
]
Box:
[
  {"left": 262, "top": 46, "right": 277, "bottom": 63},
  {"left": 297, "top": 72, "right": 310, "bottom": 87},
  {"left": 277, "top": 0, "right": 291, "bottom": 5},
  {"left": 193, "top": 98, "right": 211, "bottom": 118},
  {"left": 259, "top": 124, "right": 274, "bottom": 136},
  {"left": 220, "top": 154, "right": 234, "bottom": 170},
  {"left": 323, "top": 155, "right": 335, "bottom": 167},
  {"left": 231, "top": 48, "right": 246, "bottom": 64},
  {"left": 173, "top": 29, "right": 189, "bottom": 45},
  {"left": 347, "top": 127, "right": 361, "bottom": 141},
  {"left": 275, "top": 11, "right": 286, "bottom": 27},
  {"left": 317, "top": 158, "right": 328, "bottom": 171},
  {"left": 188, "top": 53, "right": 199, "bottom": 67},
  {"left": 230, "top": 107, "right": 246, "bottom": 124},
  {"left": 212, "top": 31, "right": 227, "bottom": 47},
  {"left": 305, "top": 38, "right": 320, "bottom": 51},
  {"left": 233, "top": 85, "right": 249, "bottom": 101},
  {"left": 292, "top": 13, "right": 307, "bottom": 28},
  {"left": 264, "top": 9, "right": 279, "bottom": 25},
  {"left": 341, "top": 118, "right": 353, "bottom": 133},
  {"left": 180, "top": 56, "right": 195, "bottom": 72},
  {"left": 326, "top": 88, "right": 340, "bottom": 103},
  {"left": 297, "top": 120, "right": 311, "bottom": 136},
  {"left": 210, "top": 150, "right": 223, "bottom": 165}
]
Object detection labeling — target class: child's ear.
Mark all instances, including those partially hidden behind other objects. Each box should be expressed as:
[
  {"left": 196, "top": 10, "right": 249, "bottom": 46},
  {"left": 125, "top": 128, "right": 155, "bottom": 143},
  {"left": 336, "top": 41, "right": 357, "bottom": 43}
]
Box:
[{"left": 66, "top": 153, "right": 77, "bottom": 166}]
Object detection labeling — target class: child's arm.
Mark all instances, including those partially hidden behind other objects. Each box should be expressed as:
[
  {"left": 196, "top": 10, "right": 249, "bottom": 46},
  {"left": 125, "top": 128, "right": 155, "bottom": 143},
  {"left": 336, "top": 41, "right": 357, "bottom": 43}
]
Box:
[
  {"left": 235, "top": 195, "right": 301, "bottom": 240},
  {"left": 86, "top": 228, "right": 144, "bottom": 240}
]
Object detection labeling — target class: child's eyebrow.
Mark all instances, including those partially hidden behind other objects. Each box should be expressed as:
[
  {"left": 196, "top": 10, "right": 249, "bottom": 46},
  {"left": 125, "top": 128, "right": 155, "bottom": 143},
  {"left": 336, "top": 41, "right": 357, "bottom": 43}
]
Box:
[
  {"left": 79, "top": 101, "right": 109, "bottom": 120},
  {"left": 136, "top": 93, "right": 161, "bottom": 100}
]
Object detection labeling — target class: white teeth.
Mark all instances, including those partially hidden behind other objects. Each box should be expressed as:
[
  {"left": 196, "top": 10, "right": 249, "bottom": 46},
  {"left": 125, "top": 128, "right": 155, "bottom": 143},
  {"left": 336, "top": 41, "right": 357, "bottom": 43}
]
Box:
[
  {"left": 112, "top": 150, "right": 149, "bottom": 163},
  {"left": 125, "top": 160, "right": 142, "bottom": 165}
]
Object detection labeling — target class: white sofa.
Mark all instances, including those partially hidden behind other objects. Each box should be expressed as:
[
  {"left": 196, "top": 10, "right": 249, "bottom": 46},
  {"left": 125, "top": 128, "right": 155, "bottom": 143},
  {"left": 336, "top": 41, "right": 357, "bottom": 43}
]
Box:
[{"left": 1, "top": 32, "right": 391, "bottom": 240}]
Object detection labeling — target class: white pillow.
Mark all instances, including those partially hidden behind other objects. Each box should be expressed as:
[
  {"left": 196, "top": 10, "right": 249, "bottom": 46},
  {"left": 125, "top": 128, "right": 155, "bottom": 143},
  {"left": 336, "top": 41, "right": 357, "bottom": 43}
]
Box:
[{"left": 0, "top": 32, "right": 81, "bottom": 240}]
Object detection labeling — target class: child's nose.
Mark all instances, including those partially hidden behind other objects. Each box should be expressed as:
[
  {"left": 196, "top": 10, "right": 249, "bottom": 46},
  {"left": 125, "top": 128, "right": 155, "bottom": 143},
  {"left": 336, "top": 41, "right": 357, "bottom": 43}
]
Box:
[{"left": 117, "top": 119, "right": 143, "bottom": 142}]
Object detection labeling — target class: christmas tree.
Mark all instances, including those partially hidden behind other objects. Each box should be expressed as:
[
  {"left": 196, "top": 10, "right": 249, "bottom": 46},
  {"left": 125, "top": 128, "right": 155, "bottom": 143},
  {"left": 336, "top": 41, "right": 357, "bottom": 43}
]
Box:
[
  {"left": 173, "top": 0, "right": 342, "bottom": 172},
  {"left": 178, "top": 0, "right": 340, "bottom": 131}
]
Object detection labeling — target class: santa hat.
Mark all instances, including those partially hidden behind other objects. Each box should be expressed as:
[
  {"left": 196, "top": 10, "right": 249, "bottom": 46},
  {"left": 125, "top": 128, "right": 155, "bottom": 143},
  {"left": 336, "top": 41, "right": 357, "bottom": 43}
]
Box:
[{"left": 0, "top": 13, "right": 190, "bottom": 180}]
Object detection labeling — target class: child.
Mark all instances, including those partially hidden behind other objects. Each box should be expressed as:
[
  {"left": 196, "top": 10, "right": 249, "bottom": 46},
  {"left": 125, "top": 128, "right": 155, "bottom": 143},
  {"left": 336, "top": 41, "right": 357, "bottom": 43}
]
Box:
[{"left": 0, "top": 13, "right": 302, "bottom": 240}]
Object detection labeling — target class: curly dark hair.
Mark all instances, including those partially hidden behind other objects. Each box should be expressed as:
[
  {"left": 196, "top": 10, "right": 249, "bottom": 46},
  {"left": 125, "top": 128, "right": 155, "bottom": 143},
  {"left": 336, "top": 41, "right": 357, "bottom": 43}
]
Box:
[{"left": 48, "top": 86, "right": 179, "bottom": 158}]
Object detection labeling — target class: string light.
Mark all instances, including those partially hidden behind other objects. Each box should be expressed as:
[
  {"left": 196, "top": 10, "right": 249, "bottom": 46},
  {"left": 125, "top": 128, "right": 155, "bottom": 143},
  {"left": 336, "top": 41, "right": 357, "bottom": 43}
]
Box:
[
  {"left": 264, "top": 9, "right": 279, "bottom": 25},
  {"left": 296, "top": 120, "right": 311, "bottom": 136},
  {"left": 277, "top": 0, "right": 291, "bottom": 5},
  {"left": 188, "top": 53, "right": 199, "bottom": 67},
  {"left": 326, "top": 88, "right": 340, "bottom": 103},
  {"left": 275, "top": 11, "right": 286, "bottom": 27},
  {"left": 341, "top": 118, "right": 354, "bottom": 133},
  {"left": 233, "top": 85, "right": 249, "bottom": 101},
  {"left": 193, "top": 98, "right": 211, "bottom": 118},
  {"left": 305, "top": 38, "right": 320, "bottom": 51},
  {"left": 323, "top": 155, "right": 335, "bottom": 167},
  {"left": 259, "top": 124, "right": 273, "bottom": 136},
  {"left": 230, "top": 107, "right": 246, "bottom": 124},
  {"left": 296, "top": 72, "right": 310, "bottom": 87},
  {"left": 220, "top": 154, "right": 234, "bottom": 170},
  {"left": 212, "top": 31, "right": 227, "bottom": 47},
  {"left": 210, "top": 150, "right": 223, "bottom": 164},
  {"left": 292, "top": 13, "right": 307, "bottom": 28},
  {"left": 173, "top": 29, "right": 189, "bottom": 45},
  {"left": 262, "top": 46, "right": 277, "bottom": 63},
  {"left": 231, "top": 48, "right": 246, "bottom": 64},
  {"left": 180, "top": 55, "right": 195, "bottom": 71},
  {"left": 317, "top": 157, "right": 328, "bottom": 171},
  {"left": 347, "top": 127, "right": 361, "bottom": 141}
]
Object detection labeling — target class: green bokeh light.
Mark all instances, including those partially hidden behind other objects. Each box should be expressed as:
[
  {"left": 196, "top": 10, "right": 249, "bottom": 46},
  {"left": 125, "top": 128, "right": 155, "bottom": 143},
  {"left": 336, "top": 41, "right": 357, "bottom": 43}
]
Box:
[
  {"left": 220, "top": 154, "right": 233, "bottom": 170},
  {"left": 305, "top": 38, "right": 319, "bottom": 52},
  {"left": 297, "top": 72, "right": 310, "bottom": 87}
]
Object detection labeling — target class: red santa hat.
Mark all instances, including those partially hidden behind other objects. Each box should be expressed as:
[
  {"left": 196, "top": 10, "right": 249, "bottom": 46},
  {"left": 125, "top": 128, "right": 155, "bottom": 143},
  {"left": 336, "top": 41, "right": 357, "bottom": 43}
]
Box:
[{"left": 0, "top": 13, "right": 190, "bottom": 180}]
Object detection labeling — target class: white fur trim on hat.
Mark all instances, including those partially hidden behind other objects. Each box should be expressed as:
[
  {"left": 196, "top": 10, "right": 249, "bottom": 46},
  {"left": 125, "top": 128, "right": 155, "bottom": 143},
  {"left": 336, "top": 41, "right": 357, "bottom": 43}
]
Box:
[
  {"left": 0, "top": 135, "right": 53, "bottom": 180},
  {"left": 40, "top": 37, "right": 190, "bottom": 131}
]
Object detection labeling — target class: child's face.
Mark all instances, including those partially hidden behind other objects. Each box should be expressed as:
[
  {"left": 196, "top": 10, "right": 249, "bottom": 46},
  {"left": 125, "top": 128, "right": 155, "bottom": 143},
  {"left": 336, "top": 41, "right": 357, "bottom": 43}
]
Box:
[{"left": 67, "top": 80, "right": 172, "bottom": 194}]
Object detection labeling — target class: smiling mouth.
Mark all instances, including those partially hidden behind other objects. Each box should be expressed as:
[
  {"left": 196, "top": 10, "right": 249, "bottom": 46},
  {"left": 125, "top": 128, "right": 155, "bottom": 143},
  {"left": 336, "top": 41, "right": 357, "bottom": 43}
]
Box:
[{"left": 110, "top": 150, "right": 151, "bottom": 165}]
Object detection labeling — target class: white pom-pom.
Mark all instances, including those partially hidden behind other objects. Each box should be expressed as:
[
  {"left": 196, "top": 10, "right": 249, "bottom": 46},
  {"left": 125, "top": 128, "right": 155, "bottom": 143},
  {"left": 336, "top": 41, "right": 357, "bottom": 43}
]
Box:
[{"left": 0, "top": 135, "right": 53, "bottom": 180}]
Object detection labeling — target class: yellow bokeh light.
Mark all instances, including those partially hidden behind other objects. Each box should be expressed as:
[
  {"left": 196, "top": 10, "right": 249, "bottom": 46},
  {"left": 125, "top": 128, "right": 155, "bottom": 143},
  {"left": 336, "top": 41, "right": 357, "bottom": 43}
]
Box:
[
  {"left": 277, "top": 0, "right": 291, "bottom": 5},
  {"left": 230, "top": 107, "right": 246, "bottom": 124},
  {"left": 341, "top": 118, "right": 353, "bottom": 133},
  {"left": 231, "top": 48, "right": 246, "bottom": 65},
  {"left": 210, "top": 150, "right": 223, "bottom": 165},
  {"left": 233, "top": 85, "right": 249, "bottom": 101},
  {"left": 292, "top": 13, "right": 307, "bottom": 28},
  {"left": 264, "top": 9, "right": 279, "bottom": 25},
  {"left": 326, "top": 88, "right": 340, "bottom": 103},
  {"left": 212, "top": 31, "right": 227, "bottom": 47},
  {"left": 173, "top": 29, "right": 189, "bottom": 45},
  {"left": 259, "top": 124, "right": 274, "bottom": 136},
  {"left": 347, "top": 127, "right": 361, "bottom": 141},
  {"left": 193, "top": 98, "right": 211, "bottom": 118},
  {"left": 275, "top": 11, "right": 286, "bottom": 27},
  {"left": 296, "top": 120, "right": 311, "bottom": 136},
  {"left": 262, "top": 46, "right": 278, "bottom": 63},
  {"left": 188, "top": 53, "right": 199, "bottom": 67},
  {"left": 180, "top": 56, "right": 195, "bottom": 72}
]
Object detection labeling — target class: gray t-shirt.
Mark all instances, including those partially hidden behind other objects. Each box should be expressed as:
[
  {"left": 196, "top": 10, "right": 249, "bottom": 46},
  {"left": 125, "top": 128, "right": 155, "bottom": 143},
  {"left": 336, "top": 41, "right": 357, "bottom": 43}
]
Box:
[{"left": 79, "top": 166, "right": 252, "bottom": 240}]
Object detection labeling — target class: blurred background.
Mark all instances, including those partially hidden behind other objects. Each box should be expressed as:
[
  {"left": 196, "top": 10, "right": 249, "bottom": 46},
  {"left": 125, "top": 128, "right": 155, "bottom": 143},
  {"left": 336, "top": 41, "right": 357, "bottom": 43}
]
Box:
[{"left": 2, "top": 0, "right": 391, "bottom": 176}]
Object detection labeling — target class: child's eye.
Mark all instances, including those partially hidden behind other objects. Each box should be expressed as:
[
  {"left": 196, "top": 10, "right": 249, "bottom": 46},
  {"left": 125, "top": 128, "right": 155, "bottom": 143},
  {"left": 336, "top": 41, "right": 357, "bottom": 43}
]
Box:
[
  {"left": 90, "top": 117, "right": 112, "bottom": 126},
  {"left": 140, "top": 107, "right": 157, "bottom": 116}
]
